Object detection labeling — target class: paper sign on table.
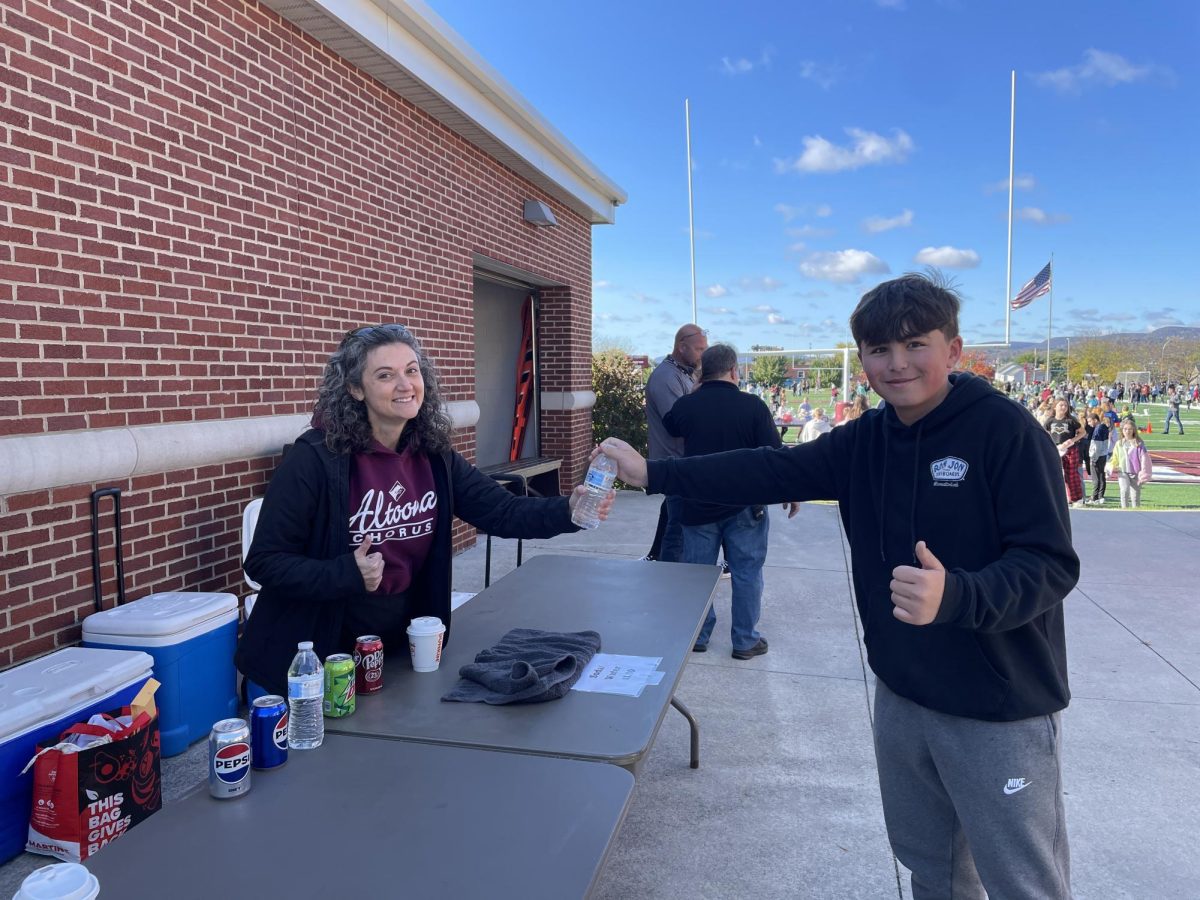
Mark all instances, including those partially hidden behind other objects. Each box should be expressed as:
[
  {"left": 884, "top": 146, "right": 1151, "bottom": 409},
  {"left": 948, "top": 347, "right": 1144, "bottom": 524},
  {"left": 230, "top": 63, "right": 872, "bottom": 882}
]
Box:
[{"left": 572, "top": 654, "right": 666, "bottom": 698}]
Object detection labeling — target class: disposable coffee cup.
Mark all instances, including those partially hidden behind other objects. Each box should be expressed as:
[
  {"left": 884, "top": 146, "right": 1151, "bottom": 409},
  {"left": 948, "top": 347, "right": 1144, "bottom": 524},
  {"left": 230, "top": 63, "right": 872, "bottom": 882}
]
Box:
[
  {"left": 407, "top": 616, "right": 446, "bottom": 673},
  {"left": 13, "top": 863, "right": 99, "bottom": 900}
]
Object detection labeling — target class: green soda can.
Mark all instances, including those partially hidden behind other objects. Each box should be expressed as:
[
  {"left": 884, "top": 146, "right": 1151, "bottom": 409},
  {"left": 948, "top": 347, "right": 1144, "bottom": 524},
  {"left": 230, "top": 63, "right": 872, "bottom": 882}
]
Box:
[{"left": 323, "top": 653, "right": 356, "bottom": 718}]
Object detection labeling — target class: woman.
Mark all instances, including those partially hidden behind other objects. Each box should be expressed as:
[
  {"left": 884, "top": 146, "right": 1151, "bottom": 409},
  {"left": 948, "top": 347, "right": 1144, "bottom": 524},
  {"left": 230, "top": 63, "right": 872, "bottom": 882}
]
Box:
[
  {"left": 1107, "top": 418, "right": 1152, "bottom": 508},
  {"left": 236, "top": 324, "right": 611, "bottom": 697},
  {"left": 1044, "top": 398, "right": 1085, "bottom": 507},
  {"left": 1085, "top": 413, "right": 1110, "bottom": 505}
]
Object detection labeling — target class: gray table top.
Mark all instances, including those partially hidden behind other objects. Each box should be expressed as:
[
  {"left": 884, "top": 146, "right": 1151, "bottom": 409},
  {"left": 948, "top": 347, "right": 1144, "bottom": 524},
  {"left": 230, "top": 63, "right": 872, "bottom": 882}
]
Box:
[
  {"left": 84, "top": 735, "right": 634, "bottom": 899},
  {"left": 328, "top": 554, "right": 719, "bottom": 768}
]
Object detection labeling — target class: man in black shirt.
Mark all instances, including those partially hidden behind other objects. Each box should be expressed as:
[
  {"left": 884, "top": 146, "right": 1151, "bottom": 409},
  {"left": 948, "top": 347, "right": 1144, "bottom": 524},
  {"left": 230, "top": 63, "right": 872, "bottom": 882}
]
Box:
[{"left": 664, "top": 343, "right": 798, "bottom": 659}]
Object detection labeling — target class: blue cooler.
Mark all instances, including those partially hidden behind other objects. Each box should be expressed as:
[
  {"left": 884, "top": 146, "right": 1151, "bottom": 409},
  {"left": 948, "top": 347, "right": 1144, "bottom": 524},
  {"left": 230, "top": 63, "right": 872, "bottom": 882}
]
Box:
[
  {"left": 0, "top": 647, "right": 153, "bottom": 864},
  {"left": 83, "top": 592, "right": 239, "bottom": 758}
]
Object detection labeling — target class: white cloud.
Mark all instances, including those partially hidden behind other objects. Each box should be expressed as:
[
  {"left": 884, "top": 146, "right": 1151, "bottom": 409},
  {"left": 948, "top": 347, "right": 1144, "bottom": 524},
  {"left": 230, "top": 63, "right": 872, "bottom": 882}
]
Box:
[
  {"left": 593, "top": 279, "right": 612, "bottom": 290},
  {"left": 705, "top": 306, "right": 735, "bottom": 315},
  {"left": 705, "top": 284, "right": 730, "bottom": 298},
  {"left": 787, "top": 242, "right": 807, "bottom": 254},
  {"left": 913, "top": 246, "right": 981, "bottom": 268},
  {"left": 751, "top": 304, "right": 779, "bottom": 314},
  {"left": 863, "top": 209, "right": 914, "bottom": 233},
  {"left": 984, "top": 174, "right": 1036, "bottom": 194},
  {"left": 738, "top": 276, "right": 784, "bottom": 292},
  {"left": 774, "top": 203, "right": 801, "bottom": 222},
  {"left": 720, "top": 47, "right": 774, "bottom": 77},
  {"left": 786, "top": 224, "right": 834, "bottom": 238},
  {"left": 1033, "top": 49, "right": 1170, "bottom": 94},
  {"left": 798, "top": 60, "right": 842, "bottom": 90},
  {"left": 775, "top": 128, "right": 914, "bottom": 174},
  {"left": 767, "top": 313, "right": 790, "bottom": 325},
  {"left": 1014, "top": 207, "right": 1070, "bottom": 225},
  {"left": 753, "top": 135, "right": 763, "bottom": 148},
  {"left": 775, "top": 203, "right": 833, "bottom": 222},
  {"left": 800, "top": 249, "right": 890, "bottom": 284}
]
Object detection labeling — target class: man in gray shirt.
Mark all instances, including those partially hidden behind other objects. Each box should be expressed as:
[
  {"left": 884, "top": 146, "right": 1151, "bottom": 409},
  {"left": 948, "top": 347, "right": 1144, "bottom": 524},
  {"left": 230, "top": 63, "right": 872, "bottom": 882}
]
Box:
[{"left": 644, "top": 324, "right": 707, "bottom": 562}]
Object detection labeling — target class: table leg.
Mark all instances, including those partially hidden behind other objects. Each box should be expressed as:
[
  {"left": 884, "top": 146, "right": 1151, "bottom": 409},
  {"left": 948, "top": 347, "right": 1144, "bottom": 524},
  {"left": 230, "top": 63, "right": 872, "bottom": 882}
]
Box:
[{"left": 670, "top": 695, "right": 700, "bottom": 769}]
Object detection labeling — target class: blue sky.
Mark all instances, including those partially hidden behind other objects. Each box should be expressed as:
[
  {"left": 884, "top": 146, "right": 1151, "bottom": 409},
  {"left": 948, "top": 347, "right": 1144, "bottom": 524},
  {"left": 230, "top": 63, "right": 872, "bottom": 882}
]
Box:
[{"left": 431, "top": 0, "right": 1198, "bottom": 356}]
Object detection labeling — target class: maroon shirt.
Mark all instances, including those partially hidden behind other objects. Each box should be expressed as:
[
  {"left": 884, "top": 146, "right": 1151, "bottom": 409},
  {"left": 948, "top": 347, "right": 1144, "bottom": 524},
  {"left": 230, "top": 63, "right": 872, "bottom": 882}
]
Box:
[{"left": 348, "top": 441, "right": 437, "bottom": 596}]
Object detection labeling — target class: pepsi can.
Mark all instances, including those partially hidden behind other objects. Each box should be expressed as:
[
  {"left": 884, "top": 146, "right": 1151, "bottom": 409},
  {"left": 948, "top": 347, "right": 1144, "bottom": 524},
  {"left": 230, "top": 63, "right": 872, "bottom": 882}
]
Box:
[
  {"left": 208, "top": 718, "right": 252, "bottom": 799},
  {"left": 250, "top": 695, "right": 288, "bottom": 770}
]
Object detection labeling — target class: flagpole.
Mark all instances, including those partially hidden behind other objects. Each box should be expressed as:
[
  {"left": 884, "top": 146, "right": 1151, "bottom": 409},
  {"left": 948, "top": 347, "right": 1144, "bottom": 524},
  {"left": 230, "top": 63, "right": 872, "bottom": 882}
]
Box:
[
  {"left": 1004, "top": 70, "right": 1015, "bottom": 346},
  {"left": 1045, "top": 254, "right": 1054, "bottom": 381},
  {"left": 685, "top": 98, "right": 697, "bottom": 324}
]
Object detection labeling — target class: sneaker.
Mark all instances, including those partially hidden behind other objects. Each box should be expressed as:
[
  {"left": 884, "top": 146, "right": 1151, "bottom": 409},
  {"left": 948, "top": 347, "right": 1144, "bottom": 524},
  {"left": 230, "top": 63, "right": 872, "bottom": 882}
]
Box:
[
  {"left": 720, "top": 561, "right": 731, "bottom": 579},
  {"left": 692, "top": 642, "right": 707, "bottom": 653},
  {"left": 731, "top": 638, "right": 768, "bottom": 660},
  {"left": 641, "top": 555, "right": 656, "bottom": 562}
]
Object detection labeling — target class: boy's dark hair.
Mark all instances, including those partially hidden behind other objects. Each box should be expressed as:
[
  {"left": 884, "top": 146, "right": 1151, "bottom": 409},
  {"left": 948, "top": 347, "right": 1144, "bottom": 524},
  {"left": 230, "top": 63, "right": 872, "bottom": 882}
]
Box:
[
  {"left": 849, "top": 272, "right": 961, "bottom": 347},
  {"left": 699, "top": 343, "right": 738, "bottom": 382}
]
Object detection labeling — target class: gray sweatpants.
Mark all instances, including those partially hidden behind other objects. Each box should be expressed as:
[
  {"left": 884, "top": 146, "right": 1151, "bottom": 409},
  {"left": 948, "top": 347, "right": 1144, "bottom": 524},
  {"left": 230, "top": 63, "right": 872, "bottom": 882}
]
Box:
[{"left": 873, "top": 680, "right": 1072, "bottom": 900}]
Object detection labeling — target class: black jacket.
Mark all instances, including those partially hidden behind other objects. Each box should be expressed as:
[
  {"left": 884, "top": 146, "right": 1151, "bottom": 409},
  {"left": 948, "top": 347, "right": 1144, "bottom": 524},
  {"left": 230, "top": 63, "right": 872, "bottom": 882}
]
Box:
[
  {"left": 649, "top": 373, "right": 1079, "bottom": 721},
  {"left": 663, "top": 380, "right": 782, "bottom": 524},
  {"left": 236, "top": 429, "right": 576, "bottom": 695}
]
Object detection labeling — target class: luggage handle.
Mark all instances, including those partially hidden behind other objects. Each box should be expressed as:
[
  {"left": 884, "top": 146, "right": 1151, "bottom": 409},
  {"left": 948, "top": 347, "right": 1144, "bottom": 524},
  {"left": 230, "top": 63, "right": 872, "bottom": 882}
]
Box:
[{"left": 90, "top": 487, "right": 126, "bottom": 612}]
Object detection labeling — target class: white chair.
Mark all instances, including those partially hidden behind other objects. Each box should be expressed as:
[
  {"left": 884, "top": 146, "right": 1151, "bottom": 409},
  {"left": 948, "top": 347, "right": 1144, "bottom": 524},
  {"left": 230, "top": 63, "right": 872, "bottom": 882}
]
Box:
[{"left": 241, "top": 498, "right": 262, "bottom": 621}]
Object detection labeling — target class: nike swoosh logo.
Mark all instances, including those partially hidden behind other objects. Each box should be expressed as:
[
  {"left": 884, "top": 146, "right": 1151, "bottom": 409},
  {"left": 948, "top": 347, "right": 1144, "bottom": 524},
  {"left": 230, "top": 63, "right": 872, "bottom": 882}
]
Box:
[{"left": 1003, "top": 783, "right": 1031, "bottom": 795}]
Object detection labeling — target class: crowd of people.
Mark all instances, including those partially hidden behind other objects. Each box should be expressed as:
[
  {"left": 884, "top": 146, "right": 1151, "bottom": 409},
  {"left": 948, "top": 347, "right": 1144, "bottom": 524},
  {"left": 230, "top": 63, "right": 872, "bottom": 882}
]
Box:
[{"left": 1005, "top": 379, "right": 1184, "bottom": 508}]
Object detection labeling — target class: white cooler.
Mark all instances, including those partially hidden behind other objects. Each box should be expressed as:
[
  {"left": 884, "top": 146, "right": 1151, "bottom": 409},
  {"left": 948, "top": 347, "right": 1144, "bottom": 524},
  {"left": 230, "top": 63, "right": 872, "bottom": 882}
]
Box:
[{"left": 0, "top": 647, "right": 153, "bottom": 864}]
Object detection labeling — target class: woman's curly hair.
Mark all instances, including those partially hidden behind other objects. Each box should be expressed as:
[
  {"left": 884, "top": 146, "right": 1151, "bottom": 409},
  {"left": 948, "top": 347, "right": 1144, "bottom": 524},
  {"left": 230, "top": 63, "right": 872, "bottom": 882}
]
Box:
[{"left": 312, "top": 324, "right": 453, "bottom": 455}]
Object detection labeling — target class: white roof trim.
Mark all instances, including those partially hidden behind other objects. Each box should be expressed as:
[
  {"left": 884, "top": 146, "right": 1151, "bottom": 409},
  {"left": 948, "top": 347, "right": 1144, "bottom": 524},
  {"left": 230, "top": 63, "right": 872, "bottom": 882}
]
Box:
[{"left": 259, "top": 0, "right": 627, "bottom": 224}]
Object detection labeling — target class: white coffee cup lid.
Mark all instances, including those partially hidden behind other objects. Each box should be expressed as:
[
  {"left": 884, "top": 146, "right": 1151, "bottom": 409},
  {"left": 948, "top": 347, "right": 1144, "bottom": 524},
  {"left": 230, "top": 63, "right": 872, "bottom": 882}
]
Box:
[
  {"left": 14, "top": 863, "right": 100, "bottom": 900},
  {"left": 407, "top": 616, "right": 444, "bottom": 635}
]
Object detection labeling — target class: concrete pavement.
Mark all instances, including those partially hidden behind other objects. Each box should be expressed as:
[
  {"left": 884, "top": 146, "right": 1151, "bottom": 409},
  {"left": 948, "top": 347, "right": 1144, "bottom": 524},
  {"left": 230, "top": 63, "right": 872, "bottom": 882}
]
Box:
[{"left": 2, "top": 493, "right": 1196, "bottom": 898}]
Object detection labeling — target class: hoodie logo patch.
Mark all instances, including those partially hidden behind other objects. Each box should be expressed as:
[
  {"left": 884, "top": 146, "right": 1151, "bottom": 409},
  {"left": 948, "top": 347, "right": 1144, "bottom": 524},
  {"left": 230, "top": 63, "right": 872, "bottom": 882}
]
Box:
[{"left": 930, "top": 456, "right": 969, "bottom": 485}]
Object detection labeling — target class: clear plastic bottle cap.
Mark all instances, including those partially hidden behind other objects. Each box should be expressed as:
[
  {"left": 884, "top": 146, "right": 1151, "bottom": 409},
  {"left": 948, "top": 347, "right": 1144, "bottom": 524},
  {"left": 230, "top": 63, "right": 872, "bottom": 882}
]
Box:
[{"left": 298, "top": 641, "right": 313, "bottom": 650}]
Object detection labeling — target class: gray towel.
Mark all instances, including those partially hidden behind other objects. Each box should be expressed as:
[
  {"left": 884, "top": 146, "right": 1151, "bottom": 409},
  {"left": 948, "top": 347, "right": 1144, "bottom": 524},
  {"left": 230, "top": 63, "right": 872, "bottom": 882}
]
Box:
[{"left": 441, "top": 628, "right": 602, "bottom": 705}]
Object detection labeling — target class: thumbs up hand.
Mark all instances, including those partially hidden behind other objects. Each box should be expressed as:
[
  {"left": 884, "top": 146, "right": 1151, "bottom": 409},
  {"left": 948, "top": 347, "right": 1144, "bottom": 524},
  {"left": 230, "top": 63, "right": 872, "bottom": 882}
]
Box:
[
  {"left": 889, "top": 541, "right": 946, "bottom": 626},
  {"left": 354, "top": 534, "right": 384, "bottom": 593}
]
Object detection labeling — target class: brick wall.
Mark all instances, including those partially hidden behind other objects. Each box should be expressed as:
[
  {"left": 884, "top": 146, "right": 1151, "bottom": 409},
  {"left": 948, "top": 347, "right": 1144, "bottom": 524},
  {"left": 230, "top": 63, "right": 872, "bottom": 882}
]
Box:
[{"left": 0, "top": 0, "right": 595, "bottom": 668}]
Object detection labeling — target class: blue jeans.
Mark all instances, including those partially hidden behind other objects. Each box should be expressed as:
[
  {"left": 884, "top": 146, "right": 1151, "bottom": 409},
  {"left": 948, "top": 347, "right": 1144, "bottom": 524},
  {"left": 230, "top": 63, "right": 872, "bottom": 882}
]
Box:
[
  {"left": 1165, "top": 410, "right": 1184, "bottom": 433},
  {"left": 657, "top": 495, "right": 686, "bottom": 563},
  {"left": 684, "top": 507, "right": 769, "bottom": 651}
]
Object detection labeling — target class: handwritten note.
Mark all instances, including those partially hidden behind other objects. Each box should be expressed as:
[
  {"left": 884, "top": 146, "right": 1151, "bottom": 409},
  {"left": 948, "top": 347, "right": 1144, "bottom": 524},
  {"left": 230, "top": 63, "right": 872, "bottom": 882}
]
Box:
[{"left": 572, "top": 654, "right": 666, "bottom": 698}]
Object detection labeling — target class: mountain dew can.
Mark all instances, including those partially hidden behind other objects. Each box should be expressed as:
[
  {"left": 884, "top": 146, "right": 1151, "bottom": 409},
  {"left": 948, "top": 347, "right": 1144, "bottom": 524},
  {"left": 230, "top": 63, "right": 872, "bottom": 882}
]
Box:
[{"left": 323, "top": 654, "right": 356, "bottom": 718}]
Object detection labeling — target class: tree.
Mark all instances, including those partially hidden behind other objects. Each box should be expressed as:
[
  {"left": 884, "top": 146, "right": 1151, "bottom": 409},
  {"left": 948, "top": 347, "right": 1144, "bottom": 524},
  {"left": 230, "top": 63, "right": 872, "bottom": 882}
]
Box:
[
  {"left": 591, "top": 350, "right": 647, "bottom": 455},
  {"left": 749, "top": 354, "right": 789, "bottom": 389},
  {"left": 958, "top": 350, "right": 995, "bottom": 380}
]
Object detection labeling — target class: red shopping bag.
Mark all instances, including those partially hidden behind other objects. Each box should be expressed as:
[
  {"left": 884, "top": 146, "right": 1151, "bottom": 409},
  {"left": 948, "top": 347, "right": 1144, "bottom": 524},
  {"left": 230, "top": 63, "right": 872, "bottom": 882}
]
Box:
[{"left": 25, "top": 704, "right": 161, "bottom": 862}]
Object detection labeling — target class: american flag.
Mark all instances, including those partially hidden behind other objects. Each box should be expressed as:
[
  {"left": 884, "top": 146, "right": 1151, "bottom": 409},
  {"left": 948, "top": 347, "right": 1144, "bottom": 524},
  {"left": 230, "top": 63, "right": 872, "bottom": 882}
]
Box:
[{"left": 1011, "top": 262, "right": 1052, "bottom": 309}]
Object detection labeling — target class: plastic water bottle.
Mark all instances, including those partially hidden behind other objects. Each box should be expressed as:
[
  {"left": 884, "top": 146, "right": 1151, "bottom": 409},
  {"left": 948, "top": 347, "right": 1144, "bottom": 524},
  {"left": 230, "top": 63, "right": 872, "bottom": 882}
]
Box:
[
  {"left": 287, "top": 641, "right": 323, "bottom": 750},
  {"left": 571, "top": 452, "right": 618, "bottom": 529}
]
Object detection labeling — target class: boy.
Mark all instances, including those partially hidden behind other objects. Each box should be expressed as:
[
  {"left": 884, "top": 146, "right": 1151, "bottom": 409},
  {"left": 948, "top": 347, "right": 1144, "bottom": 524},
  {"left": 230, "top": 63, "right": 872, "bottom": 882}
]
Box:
[{"left": 598, "top": 274, "right": 1079, "bottom": 899}]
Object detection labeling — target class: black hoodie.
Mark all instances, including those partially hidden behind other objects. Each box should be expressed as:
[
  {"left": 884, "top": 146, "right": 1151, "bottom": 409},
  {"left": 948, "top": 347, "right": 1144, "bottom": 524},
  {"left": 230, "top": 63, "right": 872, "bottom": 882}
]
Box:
[
  {"left": 236, "top": 430, "right": 576, "bottom": 696},
  {"left": 649, "top": 373, "right": 1079, "bottom": 721}
]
